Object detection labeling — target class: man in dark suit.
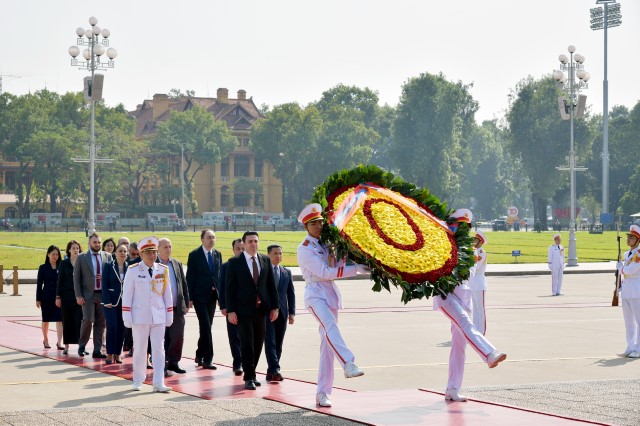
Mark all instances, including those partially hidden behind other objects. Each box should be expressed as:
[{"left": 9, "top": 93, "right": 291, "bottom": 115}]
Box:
[
  {"left": 187, "top": 229, "right": 222, "bottom": 369},
  {"left": 73, "top": 232, "right": 112, "bottom": 358},
  {"left": 158, "top": 238, "right": 190, "bottom": 374},
  {"left": 264, "top": 244, "right": 295, "bottom": 382},
  {"left": 219, "top": 238, "right": 244, "bottom": 376},
  {"left": 226, "top": 231, "right": 279, "bottom": 390}
]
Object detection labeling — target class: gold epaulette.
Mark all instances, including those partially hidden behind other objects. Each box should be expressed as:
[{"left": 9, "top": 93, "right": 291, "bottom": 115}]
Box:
[{"left": 129, "top": 262, "right": 140, "bottom": 268}]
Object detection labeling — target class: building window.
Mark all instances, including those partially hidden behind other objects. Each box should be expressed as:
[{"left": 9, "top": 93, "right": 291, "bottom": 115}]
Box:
[
  {"left": 234, "top": 156, "right": 250, "bottom": 177},
  {"left": 221, "top": 186, "right": 230, "bottom": 208},
  {"left": 4, "top": 206, "right": 17, "bottom": 219},
  {"left": 254, "top": 160, "right": 263, "bottom": 178},
  {"left": 221, "top": 159, "right": 230, "bottom": 177},
  {"left": 5, "top": 171, "right": 15, "bottom": 191}
]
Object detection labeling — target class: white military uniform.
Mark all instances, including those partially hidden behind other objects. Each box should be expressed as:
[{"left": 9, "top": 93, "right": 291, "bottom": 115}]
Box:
[
  {"left": 547, "top": 242, "right": 565, "bottom": 295},
  {"left": 618, "top": 246, "right": 640, "bottom": 354},
  {"left": 122, "top": 262, "right": 173, "bottom": 387},
  {"left": 298, "top": 235, "right": 358, "bottom": 396},
  {"left": 469, "top": 247, "right": 488, "bottom": 335},
  {"left": 433, "top": 278, "right": 497, "bottom": 393}
]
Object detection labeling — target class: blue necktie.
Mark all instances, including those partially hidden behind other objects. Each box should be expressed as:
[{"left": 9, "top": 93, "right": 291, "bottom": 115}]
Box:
[{"left": 207, "top": 251, "right": 213, "bottom": 274}]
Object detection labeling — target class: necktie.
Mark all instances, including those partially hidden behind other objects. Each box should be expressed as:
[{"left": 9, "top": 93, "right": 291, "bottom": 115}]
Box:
[
  {"left": 94, "top": 253, "right": 101, "bottom": 290},
  {"left": 252, "top": 256, "right": 259, "bottom": 284},
  {"left": 274, "top": 265, "right": 279, "bottom": 282},
  {"left": 207, "top": 251, "right": 214, "bottom": 274},
  {"left": 148, "top": 267, "right": 153, "bottom": 277}
]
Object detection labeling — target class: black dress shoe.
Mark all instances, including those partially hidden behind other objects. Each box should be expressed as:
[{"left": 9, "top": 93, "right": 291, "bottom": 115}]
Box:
[
  {"left": 78, "top": 346, "right": 86, "bottom": 357},
  {"left": 270, "top": 372, "right": 284, "bottom": 382},
  {"left": 195, "top": 357, "right": 203, "bottom": 366},
  {"left": 233, "top": 368, "right": 243, "bottom": 376},
  {"left": 266, "top": 373, "right": 273, "bottom": 381},
  {"left": 244, "top": 380, "right": 256, "bottom": 390},
  {"left": 202, "top": 363, "right": 217, "bottom": 370},
  {"left": 92, "top": 352, "right": 107, "bottom": 359},
  {"left": 254, "top": 380, "right": 261, "bottom": 387},
  {"left": 167, "top": 363, "right": 186, "bottom": 374}
]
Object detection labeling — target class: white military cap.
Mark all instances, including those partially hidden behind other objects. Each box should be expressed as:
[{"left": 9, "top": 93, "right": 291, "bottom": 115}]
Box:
[
  {"left": 138, "top": 236, "right": 159, "bottom": 252},
  {"left": 298, "top": 203, "right": 324, "bottom": 224},
  {"left": 475, "top": 230, "right": 487, "bottom": 244},
  {"left": 553, "top": 233, "right": 561, "bottom": 240},
  {"left": 451, "top": 208, "right": 473, "bottom": 223},
  {"left": 627, "top": 225, "right": 640, "bottom": 240}
]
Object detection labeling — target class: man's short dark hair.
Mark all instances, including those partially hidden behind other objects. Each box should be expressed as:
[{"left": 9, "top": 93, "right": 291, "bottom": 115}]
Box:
[
  {"left": 242, "top": 231, "right": 259, "bottom": 242},
  {"left": 231, "top": 238, "right": 242, "bottom": 248},
  {"left": 89, "top": 232, "right": 101, "bottom": 240},
  {"left": 267, "top": 244, "right": 282, "bottom": 253},
  {"left": 201, "top": 229, "right": 214, "bottom": 239}
]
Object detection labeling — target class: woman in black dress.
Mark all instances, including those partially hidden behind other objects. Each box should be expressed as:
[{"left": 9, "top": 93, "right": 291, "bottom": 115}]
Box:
[
  {"left": 55, "top": 240, "right": 83, "bottom": 354},
  {"left": 102, "top": 242, "right": 128, "bottom": 364},
  {"left": 36, "top": 245, "right": 62, "bottom": 349}
]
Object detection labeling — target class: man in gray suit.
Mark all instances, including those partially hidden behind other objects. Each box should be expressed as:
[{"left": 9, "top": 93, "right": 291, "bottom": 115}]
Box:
[
  {"left": 74, "top": 232, "right": 112, "bottom": 358},
  {"left": 158, "top": 238, "right": 190, "bottom": 374},
  {"left": 265, "top": 244, "right": 295, "bottom": 382}
]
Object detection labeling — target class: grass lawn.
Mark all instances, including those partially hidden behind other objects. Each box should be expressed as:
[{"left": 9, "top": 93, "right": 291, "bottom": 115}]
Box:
[{"left": 0, "top": 229, "right": 622, "bottom": 270}]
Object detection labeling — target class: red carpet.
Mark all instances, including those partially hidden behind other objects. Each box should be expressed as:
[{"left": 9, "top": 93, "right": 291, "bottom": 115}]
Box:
[{"left": 0, "top": 316, "right": 606, "bottom": 425}]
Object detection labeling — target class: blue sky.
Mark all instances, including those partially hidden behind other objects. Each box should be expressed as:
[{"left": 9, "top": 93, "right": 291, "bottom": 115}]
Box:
[{"left": 1, "top": 0, "right": 638, "bottom": 123}]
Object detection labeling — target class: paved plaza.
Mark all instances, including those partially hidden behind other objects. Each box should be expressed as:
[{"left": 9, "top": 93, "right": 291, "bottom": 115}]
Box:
[{"left": 1, "top": 265, "right": 639, "bottom": 425}]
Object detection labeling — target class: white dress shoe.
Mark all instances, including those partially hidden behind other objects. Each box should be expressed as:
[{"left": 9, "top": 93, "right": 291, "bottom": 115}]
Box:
[
  {"left": 132, "top": 382, "right": 142, "bottom": 391},
  {"left": 152, "top": 384, "right": 172, "bottom": 393},
  {"left": 444, "top": 389, "right": 468, "bottom": 402},
  {"left": 618, "top": 350, "right": 632, "bottom": 357},
  {"left": 487, "top": 351, "right": 507, "bottom": 368},
  {"left": 629, "top": 351, "right": 640, "bottom": 358},
  {"left": 343, "top": 361, "right": 364, "bottom": 378},
  {"left": 316, "top": 393, "right": 332, "bottom": 407}
]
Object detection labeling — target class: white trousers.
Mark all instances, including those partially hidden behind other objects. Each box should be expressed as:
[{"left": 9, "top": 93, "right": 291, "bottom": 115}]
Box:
[
  {"left": 551, "top": 266, "right": 563, "bottom": 295},
  {"left": 132, "top": 323, "right": 166, "bottom": 386},
  {"left": 438, "top": 294, "right": 496, "bottom": 391},
  {"left": 621, "top": 298, "right": 640, "bottom": 352},
  {"left": 471, "top": 290, "right": 486, "bottom": 336},
  {"left": 307, "top": 299, "right": 355, "bottom": 395}
]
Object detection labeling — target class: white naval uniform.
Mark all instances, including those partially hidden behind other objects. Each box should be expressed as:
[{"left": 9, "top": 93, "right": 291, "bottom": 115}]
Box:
[
  {"left": 468, "top": 247, "right": 488, "bottom": 335},
  {"left": 298, "top": 235, "right": 358, "bottom": 396},
  {"left": 122, "top": 262, "right": 173, "bottom": 386},
  {"left": 547, "top": 244, "right": 565, "bottom": 295},
  {"left": 618, "top": 248, "right": 640, "bottom": 354},
  {"left": 433, "top": 280, "right": 497, "bottom": 392}
]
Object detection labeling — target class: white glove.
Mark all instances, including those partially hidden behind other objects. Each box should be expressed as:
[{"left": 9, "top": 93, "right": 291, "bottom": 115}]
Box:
[
  {"left": 166, "top": 321, "right": 173, "bottom": 328},
  {"left": 356, "top": 264, "right": 370, "bottom": 274},
  {"left": 617, "top": 261, "right": 623, "bottom": 270},
  {"left": 124, "top": 321, "right": 132, "bottom": 329}
]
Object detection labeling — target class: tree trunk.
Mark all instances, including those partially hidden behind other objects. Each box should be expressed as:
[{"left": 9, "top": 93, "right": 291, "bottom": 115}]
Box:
[{"left": 532, "top": 193, "right": 548, "bottom": 230}]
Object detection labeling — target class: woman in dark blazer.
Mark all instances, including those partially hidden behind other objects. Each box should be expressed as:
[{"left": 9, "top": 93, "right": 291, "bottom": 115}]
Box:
[
  {"left": 56, "top": 240, "right": 83, "bottom": 354},
  {"left": 37, "top": 245, "right": 63, "bottom": 349},
  {"left": 102, "top": 242, "right": 128, "bottom": 364}
]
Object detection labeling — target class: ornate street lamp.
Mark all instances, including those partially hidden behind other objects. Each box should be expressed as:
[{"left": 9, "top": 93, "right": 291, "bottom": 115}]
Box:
[
  {"left": 68, "top": 16, "right": 117, "bottom": 234},
  {"left": 553, "top": 45, "right": 590, "bottom": 266}
]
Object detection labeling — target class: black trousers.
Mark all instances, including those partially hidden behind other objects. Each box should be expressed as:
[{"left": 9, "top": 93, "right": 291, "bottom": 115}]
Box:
[
  {"left": 164, "top": 310, "right": 185, "bottom": 364},
  {"left": 237, "top": 309, "right": 266, "bottom": 382},
  {"left": 226, "top": 320, "right": 243, "bottom": 369},
  {"left": 61, "top": 303, "right": 83, "bottom": 345},
  {"left": 193, "top": 291, "right": 217, "bottom": 364},
  {"left": 265, "top": 314, "right": 287, "bottom": 373}
]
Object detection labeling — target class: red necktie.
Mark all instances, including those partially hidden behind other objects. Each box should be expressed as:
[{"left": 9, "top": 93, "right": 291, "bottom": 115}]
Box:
[
  {"left": 94, "top": 253, "right": 101, "bottom": 290},
  {"left": 252, "top": 256, "right": 261, "bottom": 306}
]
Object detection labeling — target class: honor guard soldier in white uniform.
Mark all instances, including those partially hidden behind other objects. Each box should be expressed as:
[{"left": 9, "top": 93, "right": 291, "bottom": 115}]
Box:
[
  {"left": 468, "top": 231, "right": 488, "bottom": 335},
  {"left": 122, "top": 236, "right": 174, "bottom": 392},
  {"left": 616, "top": 225, "right": 640, "bottom": 358},
  {"left": 548, "top": 233, "right": 565, "bottom": 296},
  {"left": 433, "top": 209, "right": 506, "bottom": 402},
  {"left": 297, "top": 203, "right": 369, "bottom": 408}
]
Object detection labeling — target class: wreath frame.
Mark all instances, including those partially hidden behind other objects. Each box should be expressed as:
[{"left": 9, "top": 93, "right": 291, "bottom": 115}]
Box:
[{"left": 310, "top": 164, "right": 474, "bottom": 304}]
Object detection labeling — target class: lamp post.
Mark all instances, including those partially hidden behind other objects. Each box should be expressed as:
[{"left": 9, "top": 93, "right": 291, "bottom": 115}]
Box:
[
  {"left": 68, "top": 16, "right": 117, "bottom": 235},
  {"left": 590, "top": 0, "right": 622, "bottom": 219},
  {"left": 553, "top": 45, "right": 590, "bottom": 267}
]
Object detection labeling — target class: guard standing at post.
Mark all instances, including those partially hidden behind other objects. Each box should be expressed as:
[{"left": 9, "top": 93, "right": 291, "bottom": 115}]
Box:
[
  {"left": 469, "top": 231, "right": 488, "bottom": 335},
  {"left": 616, "top": 225, "right": 640, "bottom": 358},
  {"left": 548, "top": 233, "right": 565, "bottom": 296}
]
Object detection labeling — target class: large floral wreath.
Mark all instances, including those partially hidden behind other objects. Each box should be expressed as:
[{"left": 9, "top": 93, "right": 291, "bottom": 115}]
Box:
[{"left": 311, "top": 164, "right": 474, "bottom": 304}]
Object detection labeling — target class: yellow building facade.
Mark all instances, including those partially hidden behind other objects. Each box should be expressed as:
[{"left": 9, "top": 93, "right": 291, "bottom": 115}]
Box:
[{"left": 129, "top": 88, "right": 282, "bottom": 216}]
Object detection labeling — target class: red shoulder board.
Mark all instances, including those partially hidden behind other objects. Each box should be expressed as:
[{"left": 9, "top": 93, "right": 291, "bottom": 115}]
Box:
[{"left": 302, "top": 240, "right": 310, "bottom": 246}]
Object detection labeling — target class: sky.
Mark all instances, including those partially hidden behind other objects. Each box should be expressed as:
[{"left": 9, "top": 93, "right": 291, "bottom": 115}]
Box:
[{"left": 1, "top": 0, "right": 639, "bottom": 123}]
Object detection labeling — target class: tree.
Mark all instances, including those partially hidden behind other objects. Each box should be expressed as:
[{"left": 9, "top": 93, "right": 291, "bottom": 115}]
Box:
[
  {"left": 390, "top": 72, "right": 478, "bottom": 201},
  {"left": 506, "top": 76, "right": 592, "bottom": 229},
  {"left": 168, "top": 88, "right": 195, "bottom": 100},
  {"left": 154, "top": 106, "right": 237, "bottom": 211}
]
